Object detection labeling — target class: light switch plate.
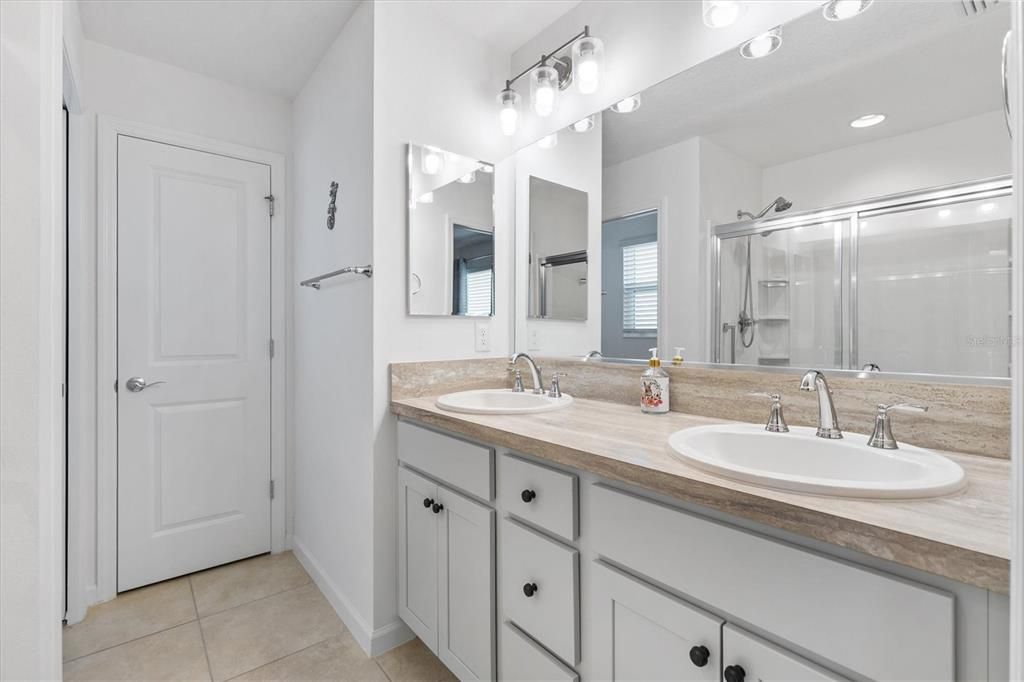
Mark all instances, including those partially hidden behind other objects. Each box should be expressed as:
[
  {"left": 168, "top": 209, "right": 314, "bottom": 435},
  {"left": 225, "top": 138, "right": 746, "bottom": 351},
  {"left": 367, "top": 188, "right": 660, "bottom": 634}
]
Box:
[{"left": 475, "top": 321, "right": 490, "bottom": 352}]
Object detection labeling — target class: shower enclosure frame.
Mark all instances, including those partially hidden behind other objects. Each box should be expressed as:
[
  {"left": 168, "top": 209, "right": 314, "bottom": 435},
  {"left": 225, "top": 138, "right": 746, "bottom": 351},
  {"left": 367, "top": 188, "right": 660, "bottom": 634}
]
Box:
[{"left": 711, "top": 175, "right": 1013, "bottom": 374}]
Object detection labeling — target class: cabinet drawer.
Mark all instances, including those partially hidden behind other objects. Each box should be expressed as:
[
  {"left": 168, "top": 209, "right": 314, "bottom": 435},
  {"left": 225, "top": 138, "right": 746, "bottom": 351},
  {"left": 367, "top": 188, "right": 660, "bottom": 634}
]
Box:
[
  {"left": 589, "top": 483, "right": 954, "bottom": 681},
  {"left": 499, "top": 453, "right": 577, "bottom": 541},
  {"left": 500, "top": 518, "right": 579, "bottom": 665},
  {"left": 722, "top": 624, "right": 846, "bottom": 682},
  {"left": 500, "top": 622, "right": 577, "bottom": 682},
  {"left": 398, "top": 420, "right": 493, "bottom": 500}
]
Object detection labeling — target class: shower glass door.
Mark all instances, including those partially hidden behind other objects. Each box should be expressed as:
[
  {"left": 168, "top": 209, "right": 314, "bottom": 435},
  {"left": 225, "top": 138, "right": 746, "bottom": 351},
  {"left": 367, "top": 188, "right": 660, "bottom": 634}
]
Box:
[{"left": 716, "top": 218, "right": 845, "bottom": 368}]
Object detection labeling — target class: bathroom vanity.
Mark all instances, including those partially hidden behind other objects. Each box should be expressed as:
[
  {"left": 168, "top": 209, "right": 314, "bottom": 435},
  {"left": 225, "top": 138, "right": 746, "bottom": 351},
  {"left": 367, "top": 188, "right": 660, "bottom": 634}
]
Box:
[{"left": 391, "top": 383, "right": 1010, "bottom": 682}]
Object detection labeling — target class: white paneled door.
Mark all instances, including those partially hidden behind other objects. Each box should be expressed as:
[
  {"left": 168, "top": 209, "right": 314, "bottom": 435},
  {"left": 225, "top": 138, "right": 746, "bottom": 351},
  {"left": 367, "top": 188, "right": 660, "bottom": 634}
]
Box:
[{"left": 117, "top": 136, "right": 272, "bottom": 591}]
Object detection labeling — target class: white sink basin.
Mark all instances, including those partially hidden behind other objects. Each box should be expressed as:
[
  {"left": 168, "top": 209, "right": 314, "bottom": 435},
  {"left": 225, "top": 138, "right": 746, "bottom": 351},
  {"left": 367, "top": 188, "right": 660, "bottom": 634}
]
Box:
[
  {"left": 436, "top": 389, "right": 573, "bottom": 415},
  {"left": 668, "top": 424, "right": 966, "bottom": 499}
]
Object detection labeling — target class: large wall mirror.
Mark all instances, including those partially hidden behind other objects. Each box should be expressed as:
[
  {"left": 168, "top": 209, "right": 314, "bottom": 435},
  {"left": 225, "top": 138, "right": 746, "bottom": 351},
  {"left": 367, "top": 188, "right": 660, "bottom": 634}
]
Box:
[
  {"left": 513, "top": 1, "right": 1013, "bottom": 381},
  {"left": 408, "top": 143, "right": 495, "bottom": 316},
  {"left": 529, "top": 176, "right": 589, "bottom": 321}
]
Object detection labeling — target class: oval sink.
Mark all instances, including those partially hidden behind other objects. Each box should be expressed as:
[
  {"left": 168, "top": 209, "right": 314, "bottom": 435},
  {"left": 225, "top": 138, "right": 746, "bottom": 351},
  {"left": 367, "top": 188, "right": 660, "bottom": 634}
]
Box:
[
  {"left": 668, "top": 424, "right": 966, "bottom": 499},
  {"left": 436, "top": 389, "right": 573, "bottom": 415}
]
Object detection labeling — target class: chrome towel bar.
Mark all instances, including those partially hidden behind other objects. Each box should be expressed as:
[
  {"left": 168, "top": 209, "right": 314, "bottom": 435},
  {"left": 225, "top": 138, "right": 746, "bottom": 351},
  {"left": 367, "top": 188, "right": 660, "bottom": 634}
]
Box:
[{"left": 300, "top": 264, "right": 373, "bottom": 289}]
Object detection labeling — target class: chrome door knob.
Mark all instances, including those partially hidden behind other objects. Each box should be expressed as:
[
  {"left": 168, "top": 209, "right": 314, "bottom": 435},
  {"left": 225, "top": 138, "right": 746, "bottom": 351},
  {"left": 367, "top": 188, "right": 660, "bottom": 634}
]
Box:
[{"left": 125, "top": 376, "right": 166, "bottom": 393}]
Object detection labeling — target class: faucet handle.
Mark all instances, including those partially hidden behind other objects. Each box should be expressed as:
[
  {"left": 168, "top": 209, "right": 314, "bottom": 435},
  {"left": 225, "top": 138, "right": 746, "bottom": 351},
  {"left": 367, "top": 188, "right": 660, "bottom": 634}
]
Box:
[
  {"left": 548, "top": 372, "right": 567, "bottom": 398},
  {"left": 868, "top": 402, "right": 928, "bottom": 449},
  {"left": 507, "top": 366, "right": 524, "bottom": 393},
  {"left": 747, "top": 392, "right": 788, "bottom": 433}
]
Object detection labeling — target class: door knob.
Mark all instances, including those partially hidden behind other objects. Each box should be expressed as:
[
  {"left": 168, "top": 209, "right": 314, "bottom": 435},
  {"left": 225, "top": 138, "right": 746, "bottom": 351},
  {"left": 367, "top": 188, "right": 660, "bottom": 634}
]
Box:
[{"left": 125, "top": 376, "right": 166, "bottom": 393}]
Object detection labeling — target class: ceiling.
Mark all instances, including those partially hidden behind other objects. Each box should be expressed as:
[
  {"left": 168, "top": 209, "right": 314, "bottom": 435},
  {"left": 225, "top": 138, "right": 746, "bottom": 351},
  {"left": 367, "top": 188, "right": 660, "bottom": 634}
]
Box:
[
  {"left": 79, "top": 0, "right": 581, "bottom": 100},
  {"left": 602, "top": 1, "right": 1011, "bottom": 168},
  {"left": 79, "top": 0, "right": 362, "bottom": 98}
]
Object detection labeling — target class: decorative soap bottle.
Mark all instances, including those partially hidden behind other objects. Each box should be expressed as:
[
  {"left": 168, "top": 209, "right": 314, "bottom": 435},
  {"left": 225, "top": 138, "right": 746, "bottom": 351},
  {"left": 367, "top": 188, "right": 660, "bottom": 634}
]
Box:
[
  {"left": 641, "top": 348, "right": 670, "bottom": 414},
  {"left": 672, "top": 347, "right": 686, "bottom": 366}
]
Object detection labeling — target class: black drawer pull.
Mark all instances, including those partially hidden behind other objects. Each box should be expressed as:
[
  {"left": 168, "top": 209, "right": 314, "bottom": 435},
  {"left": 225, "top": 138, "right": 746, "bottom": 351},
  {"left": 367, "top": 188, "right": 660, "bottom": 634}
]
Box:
[
  {"left": 432, "top": 502, "right": 444, "bottom": 514},
  {"left": 522, "top": 582, "right": 538, "bottom": 597},
  {"left": 689, "top": 645, "right": 710, "bottom": 668},
  {"left": 521, "top": 489, "right": 537, "bottom": 503},
  {"left": 724, "top": 665, "right": 745, "bottom": 682},
  {"left": 422, "top": 498, "right": 433, "bottom": 509}
]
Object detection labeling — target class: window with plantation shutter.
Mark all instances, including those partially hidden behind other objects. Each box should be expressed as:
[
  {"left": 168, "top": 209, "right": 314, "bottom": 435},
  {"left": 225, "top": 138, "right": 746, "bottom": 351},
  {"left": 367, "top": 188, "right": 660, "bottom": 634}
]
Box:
[
  {"left": 622, "top": 240, "right": 658, "bottom": 334},
  {"left": 465, "top": 268, "right": 493, "bottom": 316}
]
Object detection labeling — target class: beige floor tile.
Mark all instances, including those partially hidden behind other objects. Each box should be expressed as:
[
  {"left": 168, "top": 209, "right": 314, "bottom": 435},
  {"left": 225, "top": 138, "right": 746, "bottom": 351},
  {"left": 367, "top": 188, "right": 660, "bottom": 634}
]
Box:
[
  {"left": 63, "top": 577, "right": 197, "bottom": 661},
  {"left": 200, "top": 583, "right": 345, "bottom": 681},
  {"left": 232, "top": 632, "right": 387, "bottom": 681},
  {"left": 190, "top": 552, "right": 311, "bottom": 618},
  {"left": 375, "top": 638, "right": 457, "bottom": 682},
  {"left": 63, "top": 622, "right": 210, "bottom": 681}
]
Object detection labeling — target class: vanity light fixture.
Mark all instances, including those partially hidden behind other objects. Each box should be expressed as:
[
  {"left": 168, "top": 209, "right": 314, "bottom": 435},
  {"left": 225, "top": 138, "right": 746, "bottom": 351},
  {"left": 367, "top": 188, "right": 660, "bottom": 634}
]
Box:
[
  {"left": 849, "top": 113, "right": 886, "bottom": 128},
  {"left": 702, "top": 0, "right": 744, "bottom": 28},
  {"left": 740, "top": 26, "right": 782, "bottom": 59},
  {"left": 496, "top": 26, "right": 603, "bottom": 131},
  {"left": 458, "top": 172, "right": 477, "bottom": 184},
  {"left": 610, "top": 94, "right": 642, "bottom": 113},
  {"left": 538, "top": 133, "right": 559, "bottom": 149},
  {"left": 421, "top": 146, "right": 444, "bottom": 175},
  {"left": 570, "top": 115, "right": 595, "bottom": 133},
  {"left": 419, "top": 192, "right": 434, "bottom": 204},
  {"left": 822, "top": 0, "right": 873, "bottom": 21}
]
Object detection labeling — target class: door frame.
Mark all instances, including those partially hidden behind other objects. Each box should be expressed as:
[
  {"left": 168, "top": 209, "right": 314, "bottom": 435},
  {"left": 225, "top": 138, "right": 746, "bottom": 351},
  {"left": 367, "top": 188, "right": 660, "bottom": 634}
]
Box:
[{"left": 93, "top": 115, "right": 288, "bottom": 603}]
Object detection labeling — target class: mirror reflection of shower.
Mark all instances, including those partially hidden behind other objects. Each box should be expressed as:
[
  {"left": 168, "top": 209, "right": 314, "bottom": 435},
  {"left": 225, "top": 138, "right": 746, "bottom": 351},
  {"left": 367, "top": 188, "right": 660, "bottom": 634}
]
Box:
[{"left": 734, "top": 197, "right": 792, "bottom": 352}]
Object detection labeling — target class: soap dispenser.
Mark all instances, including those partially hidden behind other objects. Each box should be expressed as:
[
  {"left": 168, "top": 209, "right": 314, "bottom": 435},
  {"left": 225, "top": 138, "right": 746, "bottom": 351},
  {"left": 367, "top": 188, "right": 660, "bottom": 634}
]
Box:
[
  {"left": 641, "top": 348, "right": 670, "bottom": 414},
  {"left": 671, "top": 347, "right": 686, "bottom": 366}
]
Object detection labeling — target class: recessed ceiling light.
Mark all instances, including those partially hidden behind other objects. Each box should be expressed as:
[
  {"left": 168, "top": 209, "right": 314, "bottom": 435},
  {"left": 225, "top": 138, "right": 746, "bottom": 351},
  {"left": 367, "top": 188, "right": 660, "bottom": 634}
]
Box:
[
  {"left": 849, "top": 113, "right": 886, "bottom": 128},
  {"left": 610, "top": 94, "right": 642, "bottom": 113},
  {"left": 823, "top": 0, "right": 873, "bottom": 21},
  {"left": 937, "top": 208, "right": 952, "bottom": 218},
  {"left": 538, "top": 133, "right": 559, "bottom": 149},
  {"left": 740, "top": 27, "right": 782, "bottom": 59},
  {"left": 570, "top": 115, "right": 595, "bottom": 133},
  {"left": 703, "top": 0, "right": 744, "bottom": 28}
]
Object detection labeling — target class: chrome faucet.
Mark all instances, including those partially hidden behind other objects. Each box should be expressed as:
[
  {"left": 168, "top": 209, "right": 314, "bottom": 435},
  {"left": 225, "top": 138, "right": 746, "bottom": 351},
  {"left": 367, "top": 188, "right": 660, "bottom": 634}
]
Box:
[
  {"left": 867, "top": 402, "right": 928, "bottom": 449},
  {"left": 582, "top": 350, "right": 603, "bottom": 362},
  {"left": 509, "top": 353, "right": 544, "bottom": 394},
  {"left": 799, "top": 370, "right": 843, "bottom": 439},
  {"left": 747, "top": 392, "right": 788, "bottom": 433}
]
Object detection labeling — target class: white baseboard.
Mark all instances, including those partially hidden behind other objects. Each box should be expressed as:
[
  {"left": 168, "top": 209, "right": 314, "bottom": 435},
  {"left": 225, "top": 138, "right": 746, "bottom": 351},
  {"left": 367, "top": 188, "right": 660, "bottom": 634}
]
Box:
[{"left": 291, "top": 537, "right": 413, "bottom": 657}]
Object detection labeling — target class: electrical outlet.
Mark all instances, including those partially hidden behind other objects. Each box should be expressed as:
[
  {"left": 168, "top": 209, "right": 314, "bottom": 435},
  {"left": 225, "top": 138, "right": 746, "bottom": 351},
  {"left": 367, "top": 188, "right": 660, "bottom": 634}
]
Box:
[
  {"left": 528, "top": 327, "right": 541, "bottom": 351},
  {"left": 475, "top": 321, "right": 490, "bottom": 352}
]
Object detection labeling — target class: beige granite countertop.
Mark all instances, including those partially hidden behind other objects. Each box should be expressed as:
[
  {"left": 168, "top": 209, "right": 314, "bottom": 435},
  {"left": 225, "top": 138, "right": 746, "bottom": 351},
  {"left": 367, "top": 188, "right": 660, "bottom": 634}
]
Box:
[{"left": 391, "top": 395, "right": 1010, "bottom": 593}]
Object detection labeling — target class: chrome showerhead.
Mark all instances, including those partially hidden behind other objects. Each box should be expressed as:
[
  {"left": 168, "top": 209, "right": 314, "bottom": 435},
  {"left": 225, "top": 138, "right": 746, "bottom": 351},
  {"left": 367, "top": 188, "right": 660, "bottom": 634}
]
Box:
[{"left": 737, "top": 196, "right": 793, "bottom": 221}]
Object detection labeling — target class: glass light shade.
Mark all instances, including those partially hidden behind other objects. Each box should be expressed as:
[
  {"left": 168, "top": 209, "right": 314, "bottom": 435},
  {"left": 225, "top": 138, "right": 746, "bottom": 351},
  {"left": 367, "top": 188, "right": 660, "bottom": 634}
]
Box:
[
  {"left": 702, "top": 1, "right": 743, "bottom": 28},
  {"left": 419, "top": 192, "right": 434, "bottom": 204},
  {"left": 457, "top": 172, "right": 477, "bottom": 184},
  {"left": 571, "top": 36, "right": 604, "bottom": 95},
  {"left": 420, "top": 146, "right": 443, "bottom": 175},
  {"left": 570, "top": 115, "right": 595, "bottom": 133},
  {"left": 740, "top": 26, "right": 782, "bottom": 59},
  {"left": 822, "top": 0, "right": 872, "bottom": 21},
  {"left": 538, "top": 133, "right": 558, "bottom": 149},
  {"left": 497, "top": 87, "right": 521, "bottom": 137},
  {"left": 530, "top": 64, "right": 559, "bottom": 117},
  {"left": 609, "top": 94, "right": 642, "bottom": 113}
]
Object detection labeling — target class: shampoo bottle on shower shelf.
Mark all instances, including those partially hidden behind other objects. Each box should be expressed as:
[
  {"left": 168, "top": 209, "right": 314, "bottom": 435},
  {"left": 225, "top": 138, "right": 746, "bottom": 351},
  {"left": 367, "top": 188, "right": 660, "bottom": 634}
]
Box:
[{"left": 641, "top": 348, "right": 670, "bottom": 414}]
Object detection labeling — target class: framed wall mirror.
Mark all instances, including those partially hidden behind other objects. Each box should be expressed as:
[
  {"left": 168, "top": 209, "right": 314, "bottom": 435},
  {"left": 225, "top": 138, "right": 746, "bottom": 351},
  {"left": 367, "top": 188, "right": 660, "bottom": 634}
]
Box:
[
  {"left": 512, "top": 1, "right": 1013, "bottom": 382},
  {"left": 407, "top": 143, "right": 495, "bottom": 316}
]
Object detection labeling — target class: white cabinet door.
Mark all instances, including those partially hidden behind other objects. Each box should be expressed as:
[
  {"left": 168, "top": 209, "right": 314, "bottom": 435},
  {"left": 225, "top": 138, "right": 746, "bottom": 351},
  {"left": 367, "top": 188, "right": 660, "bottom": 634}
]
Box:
[
  {"left": 722, "top": 625, "right": 846, "bottom": 682},
  {"left": 437, "top": 485, "right": 495, "bottom": 681},
  {"left": 500, "top": 622, "right": 578, "bottom": 682},
  {"left": 591, "top": 562, "right": 723, "bottom": 682},
  {"left": 399, "top": 467, "right": 440, "bottom": 651}
]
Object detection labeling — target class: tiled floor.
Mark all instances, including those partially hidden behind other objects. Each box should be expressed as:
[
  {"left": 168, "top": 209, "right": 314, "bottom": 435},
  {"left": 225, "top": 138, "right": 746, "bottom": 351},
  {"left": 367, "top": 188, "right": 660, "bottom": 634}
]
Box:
[{"left": 62, "top": 552, "right": 457, "bottom": 681}]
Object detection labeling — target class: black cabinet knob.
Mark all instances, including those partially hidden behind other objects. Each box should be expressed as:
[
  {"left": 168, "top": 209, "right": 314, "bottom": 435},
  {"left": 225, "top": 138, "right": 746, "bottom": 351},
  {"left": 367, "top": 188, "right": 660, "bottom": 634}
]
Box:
[
  {"left": 522, "top": 582, "right": 538, "bottom": 597},
  {"left": 521, "top": 489, "right": 537, "bottom": 503},
  {"left": 688, "top": 645, "right": 710, "bottom": 668},
  {"left": 422, "top": 498, "right": 433, "bottom": 509},
  {"left": 432, "top": 502, "right": 444, "bottom": 514},
  {"left": 724, "top": 665, "right": 746, "bottom": 682}
]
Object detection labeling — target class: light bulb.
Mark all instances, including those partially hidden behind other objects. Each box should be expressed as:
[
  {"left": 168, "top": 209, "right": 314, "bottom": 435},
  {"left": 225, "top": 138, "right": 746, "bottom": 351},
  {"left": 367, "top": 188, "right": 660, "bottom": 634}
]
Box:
[
  {"left": 458, "top": 172, "right": 476, "bottom": 184},
  {"left": 419, "top": 192, "right": 434, "bottom": 204},
  {"left": 421, "top": 147, "right": 443, "bottom": 175},
  {"left": 740, "top": 26, "right": 782, "bottom": 59},
  {"left": 823, "top": 0, "right": 872, "bottom": 21},
  {"left": 570, "top": 115, "right": 595, "bottom": 133},
  {"left": 531, "top": 64, "right": 559, "bottom": 118},
  {"left": 702, "top": 0, "right": 742, "bottom": 28},
  {"left": 538, "top": 133, "right": 558, "bottom": 149},
  {"left": 572, "top": 36, "right": 604, "bottom": 95},
  {"left": 609, "top": 94, "right": 641, "bottom": 113},
  {"left": 497, "top": 86, "right": 521, "bottom": 137},
  {"left": 849, "top": 113, "right": 885, "bottom": 128}
]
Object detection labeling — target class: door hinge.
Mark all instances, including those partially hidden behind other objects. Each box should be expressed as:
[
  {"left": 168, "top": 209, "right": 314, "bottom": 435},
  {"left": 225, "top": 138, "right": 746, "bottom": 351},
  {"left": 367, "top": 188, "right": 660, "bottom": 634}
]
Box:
[
  {"left": 264, "top": 194, "right": 275, "bottom": 217},
  {"left": 269, "top": 479, "right": 276, "bottom": 499},
  {"left": 113, "top": 379, "right": 118, "bottom": 393},
  {"left": 268, "top": 338, "right": 275, "bottom": 358}
]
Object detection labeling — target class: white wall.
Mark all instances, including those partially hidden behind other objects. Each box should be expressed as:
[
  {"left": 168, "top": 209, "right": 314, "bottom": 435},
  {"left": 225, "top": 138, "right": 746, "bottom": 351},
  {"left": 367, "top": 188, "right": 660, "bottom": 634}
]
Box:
[
  {"left": 1, "top": 1, "right": 65, "bottom": 677},
  {"left": 289, "top": 1, "right": 378, "bottom": 650},
  {"left": 69, "top": 38, "right": 292, "bottom": 614},
  {"left": 762, "top": 110, "right": 1011, "bottom": 209}
]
